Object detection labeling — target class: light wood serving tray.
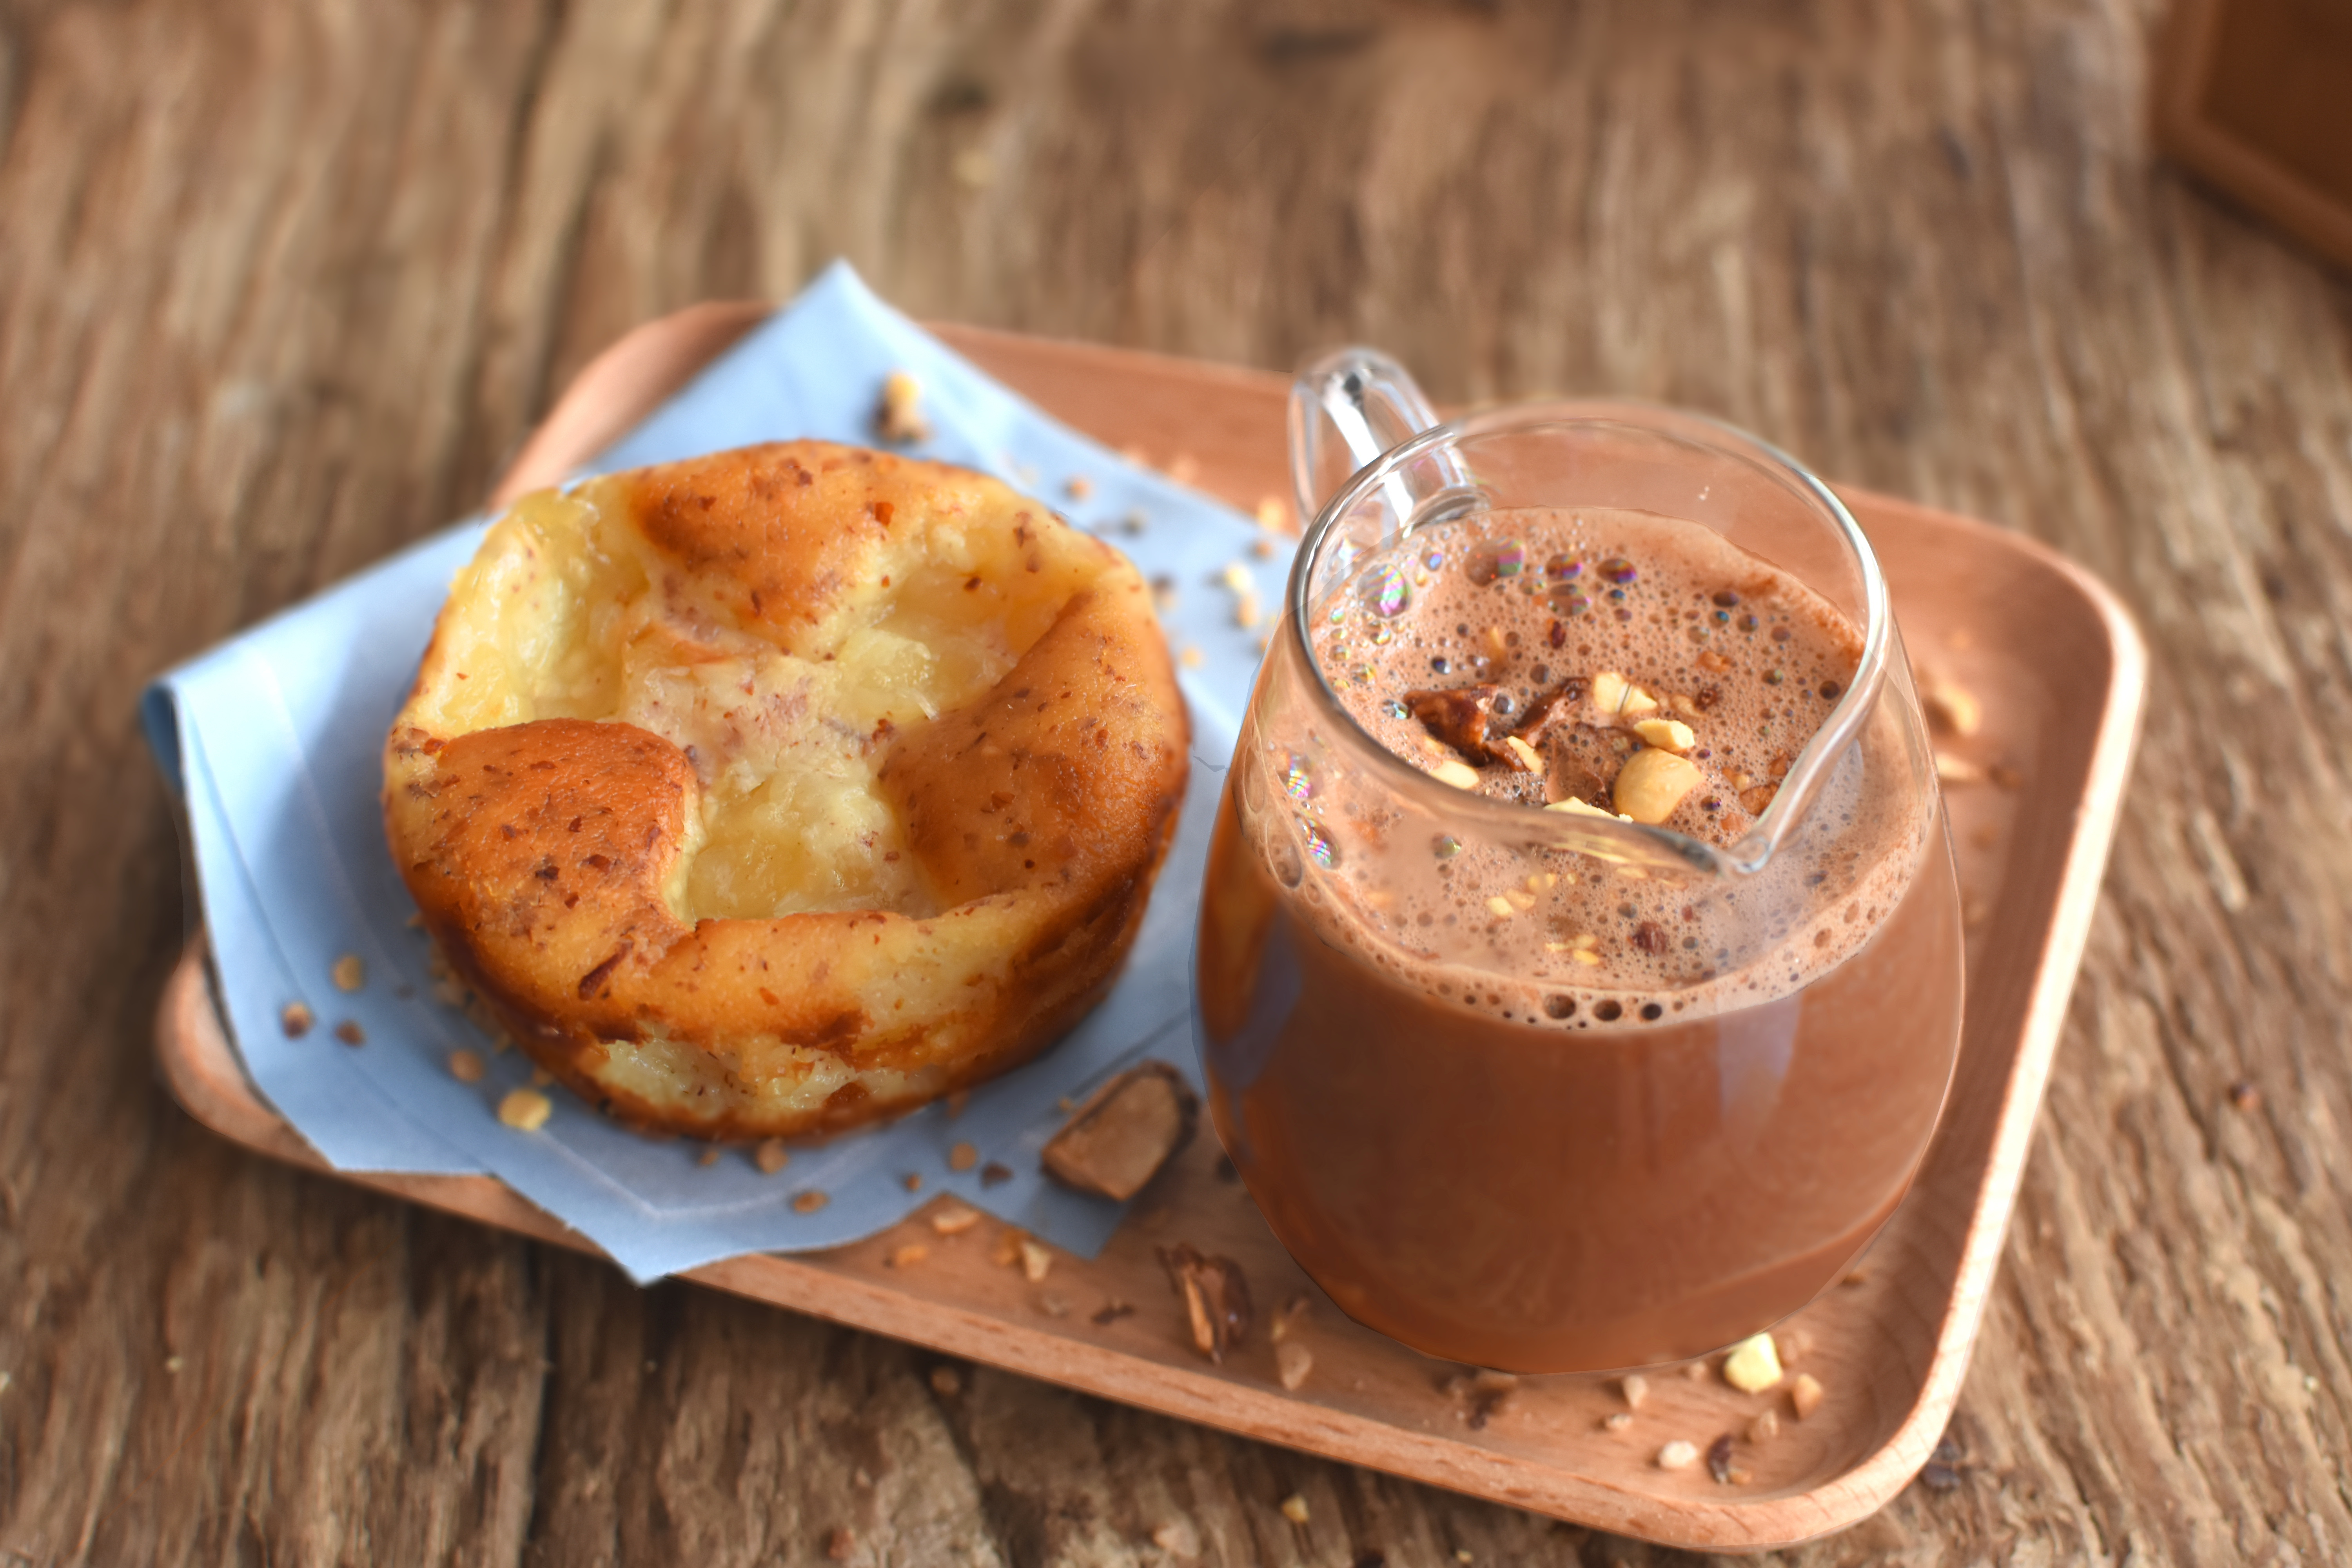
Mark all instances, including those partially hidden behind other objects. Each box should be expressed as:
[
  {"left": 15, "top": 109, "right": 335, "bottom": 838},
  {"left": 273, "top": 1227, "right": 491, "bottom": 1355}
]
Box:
[{"left": 155, "top": 309, "right": 2146, "bottom": 1552}]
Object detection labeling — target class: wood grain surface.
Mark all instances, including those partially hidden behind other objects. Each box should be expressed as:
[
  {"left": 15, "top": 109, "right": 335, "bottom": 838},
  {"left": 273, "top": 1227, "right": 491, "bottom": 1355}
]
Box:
[{"left": 1, "top": 2, "right": 2346, "bottom": 1564}]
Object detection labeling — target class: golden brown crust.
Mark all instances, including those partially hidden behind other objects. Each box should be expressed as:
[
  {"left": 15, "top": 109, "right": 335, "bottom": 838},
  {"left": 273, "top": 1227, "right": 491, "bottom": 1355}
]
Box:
[{"left": 383, "top": 440, "right": 1189, "bottom": 1140}]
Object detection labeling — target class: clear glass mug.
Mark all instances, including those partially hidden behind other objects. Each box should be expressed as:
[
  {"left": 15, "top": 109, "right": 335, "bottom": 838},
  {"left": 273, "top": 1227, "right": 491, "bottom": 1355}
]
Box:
[{"left": 1192, "top": 350, "right": 1964, "bottom": 1374}]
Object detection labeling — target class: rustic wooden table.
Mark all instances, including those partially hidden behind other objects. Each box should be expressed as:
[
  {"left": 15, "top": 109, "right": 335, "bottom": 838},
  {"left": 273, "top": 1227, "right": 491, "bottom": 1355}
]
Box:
[{"left": 3, "top": 2, "right": 2347, "bottom": 1563}]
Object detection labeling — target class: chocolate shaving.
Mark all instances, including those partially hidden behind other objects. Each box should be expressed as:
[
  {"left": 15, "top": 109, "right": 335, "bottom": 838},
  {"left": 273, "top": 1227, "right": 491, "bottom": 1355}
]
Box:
[
  {"left": 1707, "top": 1433, "right": 1737, "bottom": 1484},
  {"left": 1041, "top": 1062, "right": 1199, "bottom": 1200},
  {"left": 1157, "top": 1243, "right": 1251, "bottom": 1363},
  {"left": 1405, "top": 685, "right": 1511, "bottom": 764}
]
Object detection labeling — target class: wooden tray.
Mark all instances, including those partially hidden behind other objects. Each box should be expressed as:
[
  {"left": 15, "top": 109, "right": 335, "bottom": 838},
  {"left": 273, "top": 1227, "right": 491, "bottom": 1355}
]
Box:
[{"left": 154, "top": 309, "right": 2146, "bottom": 1552}]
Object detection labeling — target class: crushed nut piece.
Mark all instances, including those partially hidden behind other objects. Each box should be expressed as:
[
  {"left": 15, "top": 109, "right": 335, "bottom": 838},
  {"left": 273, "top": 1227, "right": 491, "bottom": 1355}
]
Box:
[
  {"left": 1737, "top": 782, "right": 1779, "bottom": 816},
  {"left": 875, "top": 370, "right": 930, "bottom": 443},
  {"left": 1920, "top": 674, "right": 1982, "bottom": 737},
  {"left": 333, "top": 1020, "right": 366, "bottom": 1047},
  {"left": 886, "top": 1243, "right": 929, "bottom": 1269},
  {"left": 1614, "top": 748, "right": 1704, "bottom": 823},
  {"left": 1632, "top": 717, "right": 1696, "bottom": 752},
  {"left": 1657, "top": 1439, "right": 1700, "bottom": 1471},
  {"left": 1620, "top": 1373, "right": 1649, "bottom": 1410},
  {"left": 1546, "top": 796, "right": 1631, "bottom": 822},
  {"left": 1935, "top": 752, "right": 1985, "bottom": 785},
  {"left": 754, "top": 1138, "right": 790, "bottom": 1175},
  {"left": 902, "top": 1172, "right": 922, "bottom": 1191},
  {"left": 1270, "top": 1294, "right": 1311, "bottom": 1342},
  {"left": 698, "top": 1147, "right": 723, "bottom": 1167},
  {"left": 1279, "top": 1494, "right": 1310, "bottom": 1525},
  {"left": 792, "top": 1190, "right": 829, "bottom": 1214},
  {"left": 1042, "top": 1061, "right": 1199, "bottom": 1201},
  {"left": 1018, "top": 1238, "right": 1054, "bottom": 1281},
  {"left": 1592, "top": 670, "right": 1659, "bottom": 718},
  {"left": 1235, "top": 593, "right": 1261, "bottom": 629},
  {"left": 1252, "top": 536, "right": 1278, "bottom": 559},
  {"left": 1485, "top": 896, "right": 1517, "bottom": 918},
  {"left": 1065, "top": 475, "right": 1094, "bottom": 501},
  {"left": 992, "top": 1227, "right": 1030, "bottom": 1267},
  {"left": 931, "top": 1201, "right": 983, "bottom": 1236},
  {"left": 947, "top": 1141, "right": 979, "bottom": 1172},
  {"left": 1276, "top": 1340, "right": 1314, "bottom": 1391},
  {"left": 1695, "top": 650, "right": 1732, "bottom": 673},
  {"left": 929, "top": 1365, "right": 962, "bottom": 1397},
  {"left": 1151, "top": 1521, "right": 1201, "bottom": 1557},
  {"left": 497, "top": 1089, "right": 552, "bottom": 1131},
  {"left": 1432, "top": 759, "right": 1482, "bottom": 790},
  {"left": 1158, "top": 1243, "right": 1251, "bottom": 1363},
  {"left": 1790, "top": 1372, "right": 1826, "bottom": 1419},
  {"left": 331, "top": 954, "right": 365, "bottom": 992},
  {"left": 1502, "top": 734, "right": 1543, "bottom": 772},
  {"left": 447, "top": 1048, "right": 486, "bottom": 1084},
  {"left": 1179, "top": 646, "right": 1204, "bottom": 669},
  {"left": 1603, "top": 1411, "right": 1633, "bottom": 1432},
  {"left": 1750, "top": 1409, "right": 1781, "bottom": 1443},
  {"left": 1684, "top": 1360, "right": 1713, "bottom": 1382},
  {"left": 279, "top": 1002, "right": 314, "bottom": 1038},
  {"left": 1722, "top": 1333, "right": 1784, "bottom": 1392}
]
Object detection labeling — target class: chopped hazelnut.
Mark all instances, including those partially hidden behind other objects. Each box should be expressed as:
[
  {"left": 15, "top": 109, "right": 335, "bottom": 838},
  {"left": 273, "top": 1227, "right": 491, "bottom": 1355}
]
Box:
[
  {"left": 1657, "top": 1439, "right": 1700, "bottom": 1471},
  {"left": 1158, "top": 1243, "right": 1251, "bottom": 1363},
  {"left": 1431, "top": 759, "right": 1482, "bottom": 790},
  {"left": 1485, "top": 896, "right": 1516, "bottom": 918},
  {"left": 875, "top": 370, "right": 930, "bottom": 444},
  {"left": 1613, "top": 748, "right": 1704, "bottom": 823},
  {"left": 753, "top": 1138, "right": 790, "bottom": 1175},
  {"left": 1592, "top": 670, "right": 1659, "bottom": 718},
  {"left": 1695, "top": 650, "right": 1732, "bottom": 673},
  {"left": 1790, "top": 1371, "right": 1825, "bottom": 1419},
  {"left": 1920, "top": 674, "right": 1982, "bottom": 737},
  {"left": 1276, "top": 1340, "right": 1314, "bottom": 1391},
  {"left": 1502, "top": 734, "right": 1543, "bottom": 772},
  {"left": 1041, "top": 1061, "right": 1199, "bottom": 1201},
  {"left": 931, "top": 1202, "right": 983, "bottom": 1235},
  {"left": 1620, "top": 1373, "right": 1649, "bottom": 1410},
  {"left": 1018, "top": 1238, "right": 1054, "bottom": 1282},
  {"left": 1721, "top": 1333, "right": 1784, "bottom": 1392},
  {"left": 1545, "top": 797, "right": 1630, "bottom": 822},
  {"left": 497, "top": 1089, "right": 552, "bottom": 1131},
  {"left": 1603, "top": 1412, "right": 1633, "bottom": 1432},
  {"left": 1632, "top": 717, "right": 1696, "bottom": 752},
  {"left": 1219, "top": 561, "right": 1252, "bottom": 595}
]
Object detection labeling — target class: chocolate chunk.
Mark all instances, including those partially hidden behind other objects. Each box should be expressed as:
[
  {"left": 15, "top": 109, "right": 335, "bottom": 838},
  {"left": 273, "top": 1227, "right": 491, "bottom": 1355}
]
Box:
[
  {"left": 1041, "top": 1061, "right": 1199, "bottom": 1201},
  {"left": 1157, "top": 1243, "right": 1252, "bottom": 1363}
]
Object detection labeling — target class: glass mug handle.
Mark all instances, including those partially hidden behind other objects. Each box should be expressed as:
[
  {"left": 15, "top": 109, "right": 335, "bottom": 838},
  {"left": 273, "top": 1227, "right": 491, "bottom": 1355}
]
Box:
[{"left": 1287, "top": 348, "right": 1475, "bottom": 531}]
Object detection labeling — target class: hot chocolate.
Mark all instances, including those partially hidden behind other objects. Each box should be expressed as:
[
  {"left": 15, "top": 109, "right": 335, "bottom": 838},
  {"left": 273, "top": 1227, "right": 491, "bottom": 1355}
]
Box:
[{"left": 1197, "top": 506, "right": 1962, "bottom": 1372}]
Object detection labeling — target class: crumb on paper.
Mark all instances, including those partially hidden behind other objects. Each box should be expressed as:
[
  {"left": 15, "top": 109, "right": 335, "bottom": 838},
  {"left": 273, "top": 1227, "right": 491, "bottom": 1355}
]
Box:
[
  {"left": 1722, "top": 1333, "right": 1783, "bottom": 1392},
  {"left": 1276, "top": 1340, "right": 1314, "bottom": 1391},
  {"left": 886, "top": 1243, "right": 929, "bottom": 1269},
  {"left": 1278, "top": 1494, "right": 1309, "bottom": 1525},
  {"left": 279, "top": 1002, "right": 314, "bottom": 1038},
  {"left": 1018, "top": 1238, "right": 1053, "bottom": 1282},
  {"left": 1065, "top": 475, "right": 1094, "bottom": 501},
  {"left": 1235, "top": 593, "right": 1261, "bottom": 629},
  {"left": 931, "top": 1201, "right": 982, "bottom": 1236},
  {"left": 1149, "top": 574, "right": 1178, "bottom": 612},
  {"left": 929, "top": 1365, "right": 962, "bottom": 1397},
  {"left": 1790, "top": 1372, "right": 1826, "bottom": 1419},
  {"left": 1657, "top": 1439, "right": 1699, "bottom": 1471},
  {"left": 1254, "top": 495, "right": 1289, "bottom": 532},
  {"left": 791, "top": 1189, "right": 828, "bottom": 1214},
  {"left": 698, "top": 1147, "right": 722, "bottom": 1167},
  {"left": 902, "top": 1172, "right": 923, "bottom": 1191},
  {"left": 947, "top": 1141, "right": 979, "bottom": 1172},
  {"left": 1178, "top": 646, "right": 1205, "bottom": 669},
  {"left": 331, "top": 954, "right": 365, "bottom": 993},
  {"left": 945, "top": 1089, "right": 970, "bottom": 1118},
  {"left": 498, "top": 1089, "right": 552, "bottom": 1131},
  {"left": 1620, "top": 1373, "right": 1648, "bottom": 1410},
  {"left": 1165, "top": 452, "right": 1200, "bottom": 486},
  {"left": 333, "top": 1020, "right": 366, "bottom": 1047},
  {"left": 1219, "top": 561, "right": 1253, "bottom": 595},
  {"left": 980, "top": 1161, "right": 1014, "bottom": 1187},
  {"left": 875, "top": 370, "right": 930, "bottom": 444},
  {"left": 753, "top": 1138, "right": 790, "bottom": 1175},
  {"left": 447, "top": 1048, "right": 486, "bottom": 1084},
  {"left": 1252, "top": 536, "right": 1278, "bottom": 560}
]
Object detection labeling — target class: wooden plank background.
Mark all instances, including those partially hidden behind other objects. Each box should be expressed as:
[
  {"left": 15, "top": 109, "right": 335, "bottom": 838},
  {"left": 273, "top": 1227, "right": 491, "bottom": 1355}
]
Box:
[{"left": 2, "top": 1, "right": 2348, "bottom": 1563}]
